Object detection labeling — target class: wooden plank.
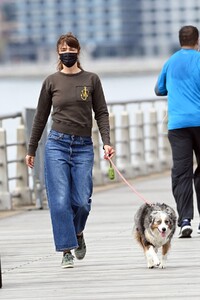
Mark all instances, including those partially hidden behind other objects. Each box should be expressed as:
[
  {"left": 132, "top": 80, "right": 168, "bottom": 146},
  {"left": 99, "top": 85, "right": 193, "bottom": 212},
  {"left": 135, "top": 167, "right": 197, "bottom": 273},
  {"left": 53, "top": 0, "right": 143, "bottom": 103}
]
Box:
[{"left": 1, "top": 174, "right": 200, "bottom": 299}]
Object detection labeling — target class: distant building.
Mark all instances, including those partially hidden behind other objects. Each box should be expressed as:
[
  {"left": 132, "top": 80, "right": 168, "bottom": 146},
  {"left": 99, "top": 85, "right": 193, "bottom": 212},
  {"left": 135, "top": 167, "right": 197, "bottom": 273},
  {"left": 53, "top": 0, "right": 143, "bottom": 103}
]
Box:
[{"left": 0, "top": 0, "right": 200, "bottom": 63}]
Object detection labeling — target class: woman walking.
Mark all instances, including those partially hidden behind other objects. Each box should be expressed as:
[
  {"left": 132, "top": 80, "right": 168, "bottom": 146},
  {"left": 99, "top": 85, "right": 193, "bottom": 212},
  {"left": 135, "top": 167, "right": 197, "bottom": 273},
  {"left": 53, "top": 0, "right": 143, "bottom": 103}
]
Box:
[{"left": 25, "top": 32, "right": 115, "bottom": 268}]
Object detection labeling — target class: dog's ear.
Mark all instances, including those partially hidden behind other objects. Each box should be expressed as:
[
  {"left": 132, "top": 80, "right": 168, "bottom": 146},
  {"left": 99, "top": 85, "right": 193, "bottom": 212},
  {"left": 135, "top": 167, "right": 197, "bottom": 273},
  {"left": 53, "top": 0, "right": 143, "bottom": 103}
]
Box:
[
  {"left": 165, "top": 206, "right": 177, "bottom": 230},
  {"left": 149, "top": 212, "right": 157, "bottom": 225},
  {"left": 165, "top": 206, "right": 177, "bottom": 218},
  {"left": 160, "top": 203, "right": 176, "bottom": 218}
]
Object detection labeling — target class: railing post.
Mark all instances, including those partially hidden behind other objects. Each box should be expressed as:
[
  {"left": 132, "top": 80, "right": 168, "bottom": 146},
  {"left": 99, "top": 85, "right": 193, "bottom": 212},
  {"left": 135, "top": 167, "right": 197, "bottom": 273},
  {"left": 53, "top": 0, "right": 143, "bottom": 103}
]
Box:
[
  {"left": 92, "top": 120, "right": 104, "bottom": 186},
  {"left": 109, "top": 112, "right": 116, "bottom": 154},
  {"left": 146, "top": 108, "right": 161, "bottom": 173},
  {"left": 23, "top": 108, "right": 47, "bottom": 209},
  {"left": 133, "top": 110, "right": 147, "bottom": 176},
  {"left": 13, "top": 121, "right": 32, "bottom": 206},
  {"left": 119, "top": 111, "right": 133, "bottom": 178},
  {"left": 159, "top": 108, "right": 171, "bottom": 169},
  {"left": 0, "top": 127, "right": 12, "bottom": 210},
  {"left": 0, "top": 256, "right": 2, "bottom": 288}
]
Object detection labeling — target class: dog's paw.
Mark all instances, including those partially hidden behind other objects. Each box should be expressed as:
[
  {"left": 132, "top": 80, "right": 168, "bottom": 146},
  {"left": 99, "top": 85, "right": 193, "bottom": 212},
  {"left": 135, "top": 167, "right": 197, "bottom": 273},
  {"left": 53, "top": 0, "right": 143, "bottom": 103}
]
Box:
[
  {"left": 146, "top": 247, "right": 160, "bottom": 268},
  {"left": 147, "top": 263, "right": 155, "bottom": 269},
  {"left": 147, "top": 257, "right": 160, "bottom": 268},
  {"left": 159, "top": 263, "right": 166, "bottom": 269},
  {"left": 153, "top": 257, "right": 160, "bottom": 267},
  {"left": 147, "top": 262, "right": 160, "bottom": 269},
  {"left": 148, "top": 265, "right": 154, "bottom": 269},
  {"left": 159, "top": 257, "right": 167, "bottom": 269},
  {"left": 147, "top": 257, "right": 154, "bottom": 268}
]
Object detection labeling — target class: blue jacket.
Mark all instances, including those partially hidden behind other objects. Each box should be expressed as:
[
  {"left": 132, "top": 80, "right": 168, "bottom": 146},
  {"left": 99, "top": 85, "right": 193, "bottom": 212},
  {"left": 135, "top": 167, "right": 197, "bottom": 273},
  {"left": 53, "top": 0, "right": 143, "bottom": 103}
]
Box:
[{"left": 155, "top": 49, "right": 200, "bottom": 130}]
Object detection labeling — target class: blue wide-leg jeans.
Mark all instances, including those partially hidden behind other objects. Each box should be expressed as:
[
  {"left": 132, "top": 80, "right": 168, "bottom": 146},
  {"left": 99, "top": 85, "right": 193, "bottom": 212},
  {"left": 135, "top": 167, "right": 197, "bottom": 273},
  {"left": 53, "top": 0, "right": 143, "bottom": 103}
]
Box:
[{"left": 44, "top": 130, "right": 94, "bottom": 251}]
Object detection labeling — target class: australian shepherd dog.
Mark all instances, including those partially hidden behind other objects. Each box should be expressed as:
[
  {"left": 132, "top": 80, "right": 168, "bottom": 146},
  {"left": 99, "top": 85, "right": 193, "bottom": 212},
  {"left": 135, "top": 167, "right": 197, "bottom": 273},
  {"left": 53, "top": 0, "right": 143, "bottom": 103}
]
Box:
[{"left": 134, "top": 203, "right": 177, "bottom": 269}]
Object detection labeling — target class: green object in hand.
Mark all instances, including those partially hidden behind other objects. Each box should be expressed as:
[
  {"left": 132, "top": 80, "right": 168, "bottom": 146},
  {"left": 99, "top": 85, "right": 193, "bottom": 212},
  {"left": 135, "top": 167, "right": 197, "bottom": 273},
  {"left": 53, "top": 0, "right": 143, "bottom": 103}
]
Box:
[{"left": 108, "top": 163, "right": 115, "bottom": 180}]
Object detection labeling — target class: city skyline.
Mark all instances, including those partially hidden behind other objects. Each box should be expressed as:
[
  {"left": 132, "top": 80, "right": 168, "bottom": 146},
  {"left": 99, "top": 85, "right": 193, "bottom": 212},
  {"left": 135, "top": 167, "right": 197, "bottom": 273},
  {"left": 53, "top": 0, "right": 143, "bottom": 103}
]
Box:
[{"left": 0, "top": 0, "right": 200, "bottom": 65}]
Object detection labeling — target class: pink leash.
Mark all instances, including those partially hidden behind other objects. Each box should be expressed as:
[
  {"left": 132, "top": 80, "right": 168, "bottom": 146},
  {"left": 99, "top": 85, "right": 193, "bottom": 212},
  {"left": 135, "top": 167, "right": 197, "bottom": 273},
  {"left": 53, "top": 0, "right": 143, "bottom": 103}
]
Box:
[{"left": 108, "top": 157, "right": 152, "bottom": 205}]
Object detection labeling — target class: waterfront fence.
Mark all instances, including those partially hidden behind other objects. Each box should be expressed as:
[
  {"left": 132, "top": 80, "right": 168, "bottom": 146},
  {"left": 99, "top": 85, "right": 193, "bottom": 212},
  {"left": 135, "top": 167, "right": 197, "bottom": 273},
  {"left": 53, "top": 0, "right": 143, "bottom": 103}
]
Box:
[{"left": 0, "top": 97, "right": 170, "bottom": 210}]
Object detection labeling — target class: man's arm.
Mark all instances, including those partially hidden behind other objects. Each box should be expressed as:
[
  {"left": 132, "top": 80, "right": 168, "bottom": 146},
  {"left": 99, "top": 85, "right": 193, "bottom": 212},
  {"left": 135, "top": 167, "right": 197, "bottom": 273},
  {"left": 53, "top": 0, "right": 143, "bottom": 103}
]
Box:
[{"left": 154, "top": 67, "right": 168, "bottom": 96}]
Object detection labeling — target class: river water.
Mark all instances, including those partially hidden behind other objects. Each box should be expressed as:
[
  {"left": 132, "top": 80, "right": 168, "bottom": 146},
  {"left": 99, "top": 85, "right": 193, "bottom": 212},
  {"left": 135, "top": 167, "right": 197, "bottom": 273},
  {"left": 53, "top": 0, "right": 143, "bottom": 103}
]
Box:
[{"left": 1, "top": 73, "right": 158, "bottom": 115}]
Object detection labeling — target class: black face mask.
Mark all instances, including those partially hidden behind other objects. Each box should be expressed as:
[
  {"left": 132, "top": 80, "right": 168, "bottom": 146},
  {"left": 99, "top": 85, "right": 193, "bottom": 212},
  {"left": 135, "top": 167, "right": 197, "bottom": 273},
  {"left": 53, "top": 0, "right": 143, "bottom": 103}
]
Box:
[{"left": 59, "top": 52, "right": 78, "bottom": 68}]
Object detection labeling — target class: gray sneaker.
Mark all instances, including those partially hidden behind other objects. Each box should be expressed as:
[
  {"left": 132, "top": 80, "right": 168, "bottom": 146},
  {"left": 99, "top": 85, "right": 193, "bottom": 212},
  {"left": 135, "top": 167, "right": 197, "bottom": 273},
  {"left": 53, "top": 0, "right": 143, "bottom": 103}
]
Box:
[
  {"left": 61, "top": 252, "right": 74, "bottom": 268},
  {"left": 74, "top": 234, "right": 86, "bottom": 260}
]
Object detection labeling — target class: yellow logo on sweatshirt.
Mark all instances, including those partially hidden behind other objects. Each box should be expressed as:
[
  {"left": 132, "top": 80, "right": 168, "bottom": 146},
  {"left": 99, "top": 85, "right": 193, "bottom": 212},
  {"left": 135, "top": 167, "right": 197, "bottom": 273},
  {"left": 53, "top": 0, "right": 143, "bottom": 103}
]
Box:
[{"left": 80, "top": 86, "right": 89, "bottom": 100}]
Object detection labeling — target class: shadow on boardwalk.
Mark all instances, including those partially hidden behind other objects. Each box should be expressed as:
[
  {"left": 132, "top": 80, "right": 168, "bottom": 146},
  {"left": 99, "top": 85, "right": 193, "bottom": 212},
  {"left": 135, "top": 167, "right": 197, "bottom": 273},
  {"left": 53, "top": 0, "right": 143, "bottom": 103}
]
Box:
[{"left": 1, "top": 172, "right": 200, "bottom": 299}]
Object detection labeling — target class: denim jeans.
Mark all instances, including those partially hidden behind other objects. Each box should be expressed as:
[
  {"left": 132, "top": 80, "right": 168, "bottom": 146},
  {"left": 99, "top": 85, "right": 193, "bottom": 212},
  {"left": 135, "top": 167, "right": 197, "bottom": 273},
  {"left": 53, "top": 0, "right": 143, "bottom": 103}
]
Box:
[{"left": 44, "top": 130, "right": 94, "bottom": 251}]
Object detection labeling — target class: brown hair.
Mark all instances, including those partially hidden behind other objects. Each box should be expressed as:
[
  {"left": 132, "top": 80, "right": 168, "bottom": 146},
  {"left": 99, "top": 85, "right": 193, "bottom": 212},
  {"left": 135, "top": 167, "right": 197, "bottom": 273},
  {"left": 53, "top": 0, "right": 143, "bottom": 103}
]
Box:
[
  {"left": 56, "top": 32, "right": 82, "bottom": 71},
  {"left": 179, "top": 25, "right": 199, "bottom": 47}
]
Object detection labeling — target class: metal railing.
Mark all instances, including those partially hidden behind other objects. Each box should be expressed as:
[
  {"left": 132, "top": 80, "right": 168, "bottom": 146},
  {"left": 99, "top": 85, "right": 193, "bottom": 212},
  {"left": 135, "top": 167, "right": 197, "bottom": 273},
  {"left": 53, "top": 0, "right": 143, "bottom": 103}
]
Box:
[
  {"left": 0, "top": 97, "right": 170, "bottom": 210},
  {"left": 0, "top": 112, "right": 31, "bottom": 210},
  {"left": 95, "top": 97, "right": 170, "bottom": 181}
]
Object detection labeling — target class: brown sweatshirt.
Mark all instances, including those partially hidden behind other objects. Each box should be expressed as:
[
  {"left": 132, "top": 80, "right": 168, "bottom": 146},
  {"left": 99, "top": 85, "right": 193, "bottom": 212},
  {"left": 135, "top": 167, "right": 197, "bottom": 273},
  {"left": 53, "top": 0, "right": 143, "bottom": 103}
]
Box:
[{"left": 28, "top": 70, "right": 111, "bottom": 156}]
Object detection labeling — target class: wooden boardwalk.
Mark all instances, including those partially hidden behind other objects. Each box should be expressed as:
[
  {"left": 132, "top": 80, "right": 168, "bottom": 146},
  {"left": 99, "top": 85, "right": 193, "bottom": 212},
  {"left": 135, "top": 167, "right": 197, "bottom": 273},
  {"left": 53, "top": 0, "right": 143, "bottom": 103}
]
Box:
[{"left": 1, "top": 172, "right": 200, "bottom": 299}]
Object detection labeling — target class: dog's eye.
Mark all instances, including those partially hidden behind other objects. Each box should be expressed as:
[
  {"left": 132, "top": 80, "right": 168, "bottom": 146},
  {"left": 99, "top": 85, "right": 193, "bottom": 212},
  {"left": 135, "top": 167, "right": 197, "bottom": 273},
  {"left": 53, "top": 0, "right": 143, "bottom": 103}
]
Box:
[
  {"left": 157, "top": 220, "right": 161, "bottom": 225},
  {"left": 165, "top": 220, "right": 169, "bottom": 225}
]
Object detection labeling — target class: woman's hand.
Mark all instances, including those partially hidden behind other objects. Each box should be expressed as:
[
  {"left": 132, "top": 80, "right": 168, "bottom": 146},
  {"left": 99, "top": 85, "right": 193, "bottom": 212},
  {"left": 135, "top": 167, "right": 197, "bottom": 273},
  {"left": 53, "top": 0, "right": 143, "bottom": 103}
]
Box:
[
  {"left": 103, "top": 145, "right": 115, "bottom": 160},
  {"left": 25, "top": 155, "right": 35, "bottom": 169}
]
